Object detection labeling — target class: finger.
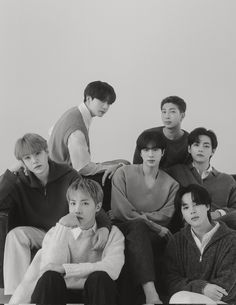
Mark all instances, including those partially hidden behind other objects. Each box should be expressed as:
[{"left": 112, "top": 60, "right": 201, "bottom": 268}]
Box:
[
  {"left": 102, "top": 171, "right": 108, "bottom": 186},
  {"left": 217, "top": 287, "right": 228, "bottom": 296}
]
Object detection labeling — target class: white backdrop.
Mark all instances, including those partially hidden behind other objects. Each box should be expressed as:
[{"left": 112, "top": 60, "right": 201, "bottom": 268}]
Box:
[{"left": 0, "top": 0, "right": 235, "bottom": 174}]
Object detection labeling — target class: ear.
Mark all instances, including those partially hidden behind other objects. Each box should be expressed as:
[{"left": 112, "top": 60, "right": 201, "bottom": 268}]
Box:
[
  {"left": 211, "top": 149, "right": 216, "bottom": 157},
  {"left": 96, "top": 202, "right": 102, "bottom": 213},
  {"left": 206, "top": 205, "right": 211, "bottom": 212},
  {"left": 188, "top": 145, "right": 191, "bottom": 154},
  {"left": 180, "top": 112, "right": 185, "bottom": 121},
  {"left": 85, "top": 95, "right": 92, "bottom": 104},
  {"left": 161, "top": 149, "right": 165, "bottom": 157}
]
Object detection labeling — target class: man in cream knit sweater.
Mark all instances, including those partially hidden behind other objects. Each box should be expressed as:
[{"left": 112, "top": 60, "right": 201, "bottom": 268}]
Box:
[{"left": 10, "top": 178, "right": 125, "bottom": 305}]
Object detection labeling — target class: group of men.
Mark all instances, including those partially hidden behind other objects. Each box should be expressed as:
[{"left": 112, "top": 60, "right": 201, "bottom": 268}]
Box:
[{"left": 0, "top": 80, "right": 236, "bottom": 304}]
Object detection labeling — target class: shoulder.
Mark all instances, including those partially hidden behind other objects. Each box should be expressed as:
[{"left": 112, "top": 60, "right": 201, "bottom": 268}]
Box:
[
  {"left": 213, "top": 168, "right": 236, "bottom": 184},
  {"left": 114, "top": 164, "right": 140, "bottom": 179},
  {"left": 106, "top": 225, "right": 125, "bottom": 245}
]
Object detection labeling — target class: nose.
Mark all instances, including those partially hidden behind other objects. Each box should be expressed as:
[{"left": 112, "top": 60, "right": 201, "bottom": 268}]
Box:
[
  {"left": 103, "top": 102, "right": 110, "bottom": 110},
  {"left": 75, "top": 204, "right": 82, "bottom": 214}
]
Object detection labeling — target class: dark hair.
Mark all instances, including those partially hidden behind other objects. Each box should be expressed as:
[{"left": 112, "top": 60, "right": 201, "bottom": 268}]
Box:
[
  {"left": 136, "top": 130, "right": 166, "bottom": 152},
  {"left": 67, "top": 177, "right": 103, "bottom": 206},
  {"left": 14, "top": 133, "right": 48, "bottom": 160},
  {"left": 170, "top": 184, "right": 212, "bottom": 232},
  {"left": 160, "top": 96, "right": 186, "bottom": 113},
  {"left": 188, "top": 127, "right": 218, "bottom": 150},
  {"left": 84, "top": 81, "right": 116, "bottom": 104}
]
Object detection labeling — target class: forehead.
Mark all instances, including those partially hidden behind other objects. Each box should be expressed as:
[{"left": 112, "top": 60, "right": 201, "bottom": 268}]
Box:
[
  {"left": 69, "top": 189, "right": 93, "bottom": 202},
  {"left": 194, "top": 135, "right": 212, "bottom": 145},
  {"left": 142, "top": 142, "right": 159, "bottom": 149},
  {"left": 161, "top": 103, "right": 179, "bottom": 111},
  {"left": 181, "top": 192, "right": 193, "bottom": 205}
]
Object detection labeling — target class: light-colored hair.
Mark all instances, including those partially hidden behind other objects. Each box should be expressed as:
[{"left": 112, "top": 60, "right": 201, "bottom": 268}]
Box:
[
  {"left": 66, "top": 177, "right": 103, "bottom": 206},
  {"left": 14, "top": 133, "right": 48, "bottom": 160}
]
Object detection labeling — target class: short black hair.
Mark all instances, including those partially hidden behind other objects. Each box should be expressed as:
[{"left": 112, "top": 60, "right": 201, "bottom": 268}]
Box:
[
  {"left": 160, "top": 96, "right": 186, "bottom": 113},
  {"left": 171, "top": 184, "right": 212, "bottom": 231},
  {"left": 136, "top": 130, "right": 166, "bottom": 152},
  {"left": 84, "top": 81, "right": 116, "bottom": 104},
  {"left": 188, "top": 127, "right": 218, "bottom": 150}
]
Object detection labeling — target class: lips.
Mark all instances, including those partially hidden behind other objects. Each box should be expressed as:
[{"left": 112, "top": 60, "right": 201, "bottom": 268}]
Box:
[{"left": 191, "top": 216, "right": 199, "bottom": 221}]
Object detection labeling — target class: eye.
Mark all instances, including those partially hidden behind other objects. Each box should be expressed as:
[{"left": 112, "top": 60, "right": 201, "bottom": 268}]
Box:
[
  {"left": 82, "top": 201, "right": 89, "bottom": 206},
  {"left": 69, "top": 201, "right": 76, "bottom": 206},
  {"left": 193, "top": 143, "right": 199, "bottom": 147},
  {"left": 23, "top": 156, "right": 30, "bottom": 161}
]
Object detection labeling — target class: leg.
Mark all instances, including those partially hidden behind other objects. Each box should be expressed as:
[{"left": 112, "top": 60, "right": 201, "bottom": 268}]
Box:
[
  {"left": 3, "top": 226, "right": 45, "bottom": 294},
  {"left": 116, "top": 220, "right": 162, "bottom": 304},
  {"left": 31, "top": 270, "right": 67, "bottom": 304},
  {"left": 84, "top": 271, "right": 117, "bottom": 305},
  {"left": 169, "top": 291, "right": 217, "bottom": 304}
]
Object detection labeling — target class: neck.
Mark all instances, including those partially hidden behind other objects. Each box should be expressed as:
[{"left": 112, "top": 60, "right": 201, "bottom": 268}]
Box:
[
  {"left": 193, "top": 161, "right": 210, "bottom": 175},
  {"left": 163, "top": 126, "right": 183, "bottom": 140},
  {"left": 142, "top": 163, "right": 159, "bottom": 178},
  {"left": 84, "top": 101, "right": 95, "bottom": 117}
]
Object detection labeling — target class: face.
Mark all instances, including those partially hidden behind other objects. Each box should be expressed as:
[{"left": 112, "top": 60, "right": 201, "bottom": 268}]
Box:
[
  {"left": 68, "top": 190, "right": 101, "bottom": 230},
  {"left": 140, "top": 143, "right": 163, "bottom": 168},
  {"left": 181, "top": 192, "right": 210, "bottom": 228},
  {"left": 86, "top": 96, "right": 110, "bottom": 117},
  {"left": 22, "top": 150, "right": 49, "bottom": 177},
  {"left": 188, "top": 135, "right": 215, "bottom": 165},
  {"left": 161, "top": 103, "right": 185, "bottom": 129}
]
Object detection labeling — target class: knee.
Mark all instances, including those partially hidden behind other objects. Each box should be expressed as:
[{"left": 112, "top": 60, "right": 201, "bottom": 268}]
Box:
[
  {"left": 126, "top": 220, "right": 149, "bottom": 238},
  {"left": 169, "top": 291, "right": 191, "bottom": 304},
  {"left": 86, "top": 271, "right": 112, "bottom": 286},
  {"left": 6, "top": 227, "right": 29, "bottom": 245},
  {"left": 38, "top": 270, "right": 63, "bottom": 285}
]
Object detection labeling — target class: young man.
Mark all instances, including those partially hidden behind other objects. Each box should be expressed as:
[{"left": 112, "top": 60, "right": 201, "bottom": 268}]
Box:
[
  {"left": 10, "top": 178, "right": 125, "bottom": 305},
  {"left": 133, "top": 96, "right": 189, "bottom": 169},
  {"left": 48, "top": 81, "right": 129, "bottom": 211},
  {"left": 165, "top": 184, "right": 236, "bottom": 304},
  {"left": 111, "top": 130, "right": 179, "bottom": 304},
  {"left": 0, "top": 133, "right": 111, "bottom": 295},
  {"left": 166, "top": 127, "right": 236, "bottom": 230}
]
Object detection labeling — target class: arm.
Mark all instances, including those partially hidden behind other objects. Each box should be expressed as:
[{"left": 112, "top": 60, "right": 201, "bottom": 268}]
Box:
[
  {"left": 40, "top": 223, "right": 71, "bottom": 269},
  {"left": 111, "top": 168, "right": 148, "bottom": 221},
  {"left": 68, "top": 131, "right": 121, "bottom": 176},
  {"left": 145, "top": 182, "right": 179, "bottom": 226},
  {"left": 63, "top": 226, "right": 125, "bottom": 281}
]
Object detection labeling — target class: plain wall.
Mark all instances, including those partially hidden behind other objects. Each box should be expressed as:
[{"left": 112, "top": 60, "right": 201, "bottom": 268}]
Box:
[{"left": 0, "top": 0, "right": 236, "bottom": 174}]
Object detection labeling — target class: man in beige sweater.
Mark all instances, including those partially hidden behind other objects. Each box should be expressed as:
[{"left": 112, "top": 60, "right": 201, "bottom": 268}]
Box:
[{"left": 10, "top": 178, "right": 125, "bottom": 305}]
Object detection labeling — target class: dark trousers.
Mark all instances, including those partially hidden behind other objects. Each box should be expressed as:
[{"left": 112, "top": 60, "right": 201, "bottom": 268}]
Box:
[
  {"left": 31, "top": 270, "right": 118, "bottom": 305},
  {"left": 114, "top": 219, "right": 166, "bottom": 305},
  {"left": 86, "top": 173, "right": 112, "bottom": 212}
]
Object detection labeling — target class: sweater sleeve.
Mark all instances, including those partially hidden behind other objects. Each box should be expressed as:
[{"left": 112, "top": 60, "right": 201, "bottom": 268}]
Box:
[
  {"left": 145, "top": 180, "right": 179, "bottom": 226},
  {"left": 40, "top": 223, "right": 71, "bottom": 269},
  {"left": 96, "top": 208, "right": 112, "bottom": 231},
  {"left": 164, "top": 237, "right": 208, "bottom": 297},
  {"left": 209, "top": 236, "right": 236, "bottom": 303},
  {"left": 0, "top": 170, "right": 18, "bottom": 211},
  {"left": 227, "top": 182, "right": 236, "bottom": 212},
  {"left": 111, "top": 168, "right": 147, "bottom": 221},
  {"left": 63, "top": 226, "right": 125, "bottom": 281}
]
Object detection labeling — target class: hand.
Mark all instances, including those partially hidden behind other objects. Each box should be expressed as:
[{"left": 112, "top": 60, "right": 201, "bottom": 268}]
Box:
[
  {"left": 92, "top": 227, "right": 109, "bottom": 250},
  {"left": 211, "top": 211, "right": 222, "bottom": 220},
  {"left": 148, "top": 221, "right": 172, "bottom": 240},
  {"left": 107, "top": 209, "right": 115, "bottom": 220},
  {"left": 203, "top": 283, "right": 228, "bottom": 301},
  {"left": 102, "top": 164, "right": 122, "bottom": 185},
  {"left": 41, "top": 263, "right": 65, "bottom": 275},
  {"left": 59, "top": 213, "right": 79, "bottom": 228},
  {"left": 9, "top": 160, "right": 27, "bottom": 175}
]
